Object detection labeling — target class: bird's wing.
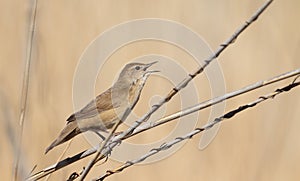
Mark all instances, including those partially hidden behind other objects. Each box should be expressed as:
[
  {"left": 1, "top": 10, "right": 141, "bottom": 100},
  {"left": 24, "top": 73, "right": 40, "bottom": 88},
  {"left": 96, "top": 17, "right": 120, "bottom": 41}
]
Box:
[{"left": 66, "top": 88, "right": 120, "bottom": 122}]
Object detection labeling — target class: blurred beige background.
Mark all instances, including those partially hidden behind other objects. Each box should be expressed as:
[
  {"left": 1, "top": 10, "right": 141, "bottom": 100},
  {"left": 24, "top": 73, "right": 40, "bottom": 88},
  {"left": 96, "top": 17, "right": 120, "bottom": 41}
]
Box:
[{"left": 1, "top": 0, "right": 300, "bottom": 180}]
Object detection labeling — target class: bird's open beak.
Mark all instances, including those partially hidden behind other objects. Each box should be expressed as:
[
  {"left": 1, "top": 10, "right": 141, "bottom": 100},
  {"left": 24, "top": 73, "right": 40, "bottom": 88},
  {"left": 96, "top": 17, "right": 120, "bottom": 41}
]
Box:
[
  {"left": 144, "top": 61, "right": 160, "bottom": 74},
  {"left": 144, "top": 61, "right": 158, "bottom": 70},
  {"left": 146, "top": 70, "right": 160, "bottom": 74}
]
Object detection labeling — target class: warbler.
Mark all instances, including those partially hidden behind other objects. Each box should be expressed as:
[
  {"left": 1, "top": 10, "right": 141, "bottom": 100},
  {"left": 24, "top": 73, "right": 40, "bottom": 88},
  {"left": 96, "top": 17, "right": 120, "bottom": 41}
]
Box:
[{"left": 45, "top": 61, "right": 158, "bottom": 154}]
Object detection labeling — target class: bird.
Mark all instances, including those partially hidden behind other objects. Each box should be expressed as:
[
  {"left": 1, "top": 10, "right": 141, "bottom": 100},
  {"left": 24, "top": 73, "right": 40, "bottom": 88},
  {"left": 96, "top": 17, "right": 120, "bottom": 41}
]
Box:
[{"left": 45, "top": 61, "right": 158, "bottom": 154}]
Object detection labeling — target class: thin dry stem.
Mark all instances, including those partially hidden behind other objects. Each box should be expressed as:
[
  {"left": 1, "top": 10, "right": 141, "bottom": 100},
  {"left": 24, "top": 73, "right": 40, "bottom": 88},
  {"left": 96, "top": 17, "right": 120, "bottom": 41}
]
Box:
[
  {"left": 79, "top": 108, "right": 131, "bottom": 180},
  {"left": 45, "top": 140, "right": 73, "bottom": 181},
  {"left": 14, "top": 0, "right": 38, "bottom": 180}
]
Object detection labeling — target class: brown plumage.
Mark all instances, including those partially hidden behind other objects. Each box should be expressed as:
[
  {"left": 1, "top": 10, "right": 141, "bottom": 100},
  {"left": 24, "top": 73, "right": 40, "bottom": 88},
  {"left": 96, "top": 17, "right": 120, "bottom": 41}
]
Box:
[{"left": 45, "top": 61, "right": 158, "bottom": 154}]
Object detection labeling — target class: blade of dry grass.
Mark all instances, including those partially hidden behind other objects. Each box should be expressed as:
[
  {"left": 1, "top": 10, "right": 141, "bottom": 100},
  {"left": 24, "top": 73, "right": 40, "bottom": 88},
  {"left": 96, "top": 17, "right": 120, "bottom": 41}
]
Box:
[{"left": 14, "top": 0, "right": 38, "bottom": 180}]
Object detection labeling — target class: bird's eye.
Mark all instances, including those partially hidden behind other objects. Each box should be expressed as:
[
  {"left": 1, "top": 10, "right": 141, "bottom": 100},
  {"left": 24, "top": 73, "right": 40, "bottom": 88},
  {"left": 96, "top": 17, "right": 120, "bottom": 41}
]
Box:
[{"left": 135, "top": 66, "right": 140, "bottom": 70}]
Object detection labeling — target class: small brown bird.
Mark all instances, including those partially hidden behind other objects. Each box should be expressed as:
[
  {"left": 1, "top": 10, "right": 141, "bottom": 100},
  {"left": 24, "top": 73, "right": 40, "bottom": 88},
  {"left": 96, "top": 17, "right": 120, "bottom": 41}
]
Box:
[{"left": 45, "top": 61, "right": 158, "bottom": 154}]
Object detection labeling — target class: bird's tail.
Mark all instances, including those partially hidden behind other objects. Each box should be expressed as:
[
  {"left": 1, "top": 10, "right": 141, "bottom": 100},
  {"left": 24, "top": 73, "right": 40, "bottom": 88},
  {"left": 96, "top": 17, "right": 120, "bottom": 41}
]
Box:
[{"left": 45, "top": 121, "right": 81, "bottom": 154}]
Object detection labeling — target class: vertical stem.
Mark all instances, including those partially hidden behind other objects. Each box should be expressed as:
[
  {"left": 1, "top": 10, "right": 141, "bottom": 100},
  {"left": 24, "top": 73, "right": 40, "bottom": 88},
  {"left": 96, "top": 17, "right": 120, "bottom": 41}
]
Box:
[{"left": 14, "top": 0, "right": 37, "bottom": 180}]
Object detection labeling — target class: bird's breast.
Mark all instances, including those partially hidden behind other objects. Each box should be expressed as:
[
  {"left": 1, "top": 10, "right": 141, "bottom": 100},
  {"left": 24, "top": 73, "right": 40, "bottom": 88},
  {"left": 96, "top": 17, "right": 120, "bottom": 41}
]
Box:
[{"left": 128, "top": 79, "right": 145, "bottom": 108}]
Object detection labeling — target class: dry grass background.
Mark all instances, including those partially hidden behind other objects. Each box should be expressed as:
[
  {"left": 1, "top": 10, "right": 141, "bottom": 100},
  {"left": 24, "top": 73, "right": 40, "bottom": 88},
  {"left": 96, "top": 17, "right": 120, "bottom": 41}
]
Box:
[{"left": 1, "top": 0, "right": 300, "bottom": 180}]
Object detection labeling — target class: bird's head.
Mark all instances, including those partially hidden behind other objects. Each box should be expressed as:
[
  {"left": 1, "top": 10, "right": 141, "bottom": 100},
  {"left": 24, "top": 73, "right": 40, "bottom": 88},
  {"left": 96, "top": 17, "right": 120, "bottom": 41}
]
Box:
[{"left": 118, "top": 61, "right": 159, "bottom": 84}]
